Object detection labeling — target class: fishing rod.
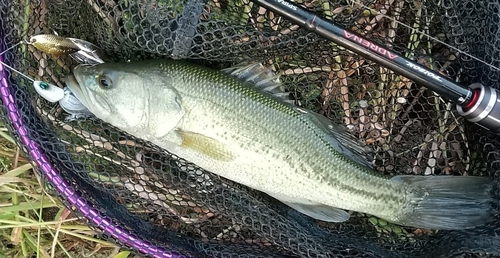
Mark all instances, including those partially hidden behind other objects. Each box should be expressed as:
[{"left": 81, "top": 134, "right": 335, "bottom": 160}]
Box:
[{"left": 251, "top": 0, "right": 500, "bottom": 134}]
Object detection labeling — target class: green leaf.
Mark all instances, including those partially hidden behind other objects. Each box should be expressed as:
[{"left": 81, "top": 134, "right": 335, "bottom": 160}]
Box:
[{"left": 113, "top": 250, "right": 131, "bottom": 258}]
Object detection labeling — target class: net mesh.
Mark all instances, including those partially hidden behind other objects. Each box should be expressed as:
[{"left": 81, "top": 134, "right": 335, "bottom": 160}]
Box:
[{"left": 1, "top": 0, "right": 500, "bottom": 257}]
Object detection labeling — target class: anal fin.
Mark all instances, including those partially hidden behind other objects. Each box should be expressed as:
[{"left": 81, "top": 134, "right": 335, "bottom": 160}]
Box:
[
  {"left": 284, "top": 202, "right": 350, "bottom": 222},
  {"left": 267, "top": 192, "right": 350, "bottom": 222}
]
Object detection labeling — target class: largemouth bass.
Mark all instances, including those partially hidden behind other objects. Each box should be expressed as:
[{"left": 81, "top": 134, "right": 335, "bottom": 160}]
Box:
[{"left": 65, "top": 59, "right": 495, "bottom": 230}]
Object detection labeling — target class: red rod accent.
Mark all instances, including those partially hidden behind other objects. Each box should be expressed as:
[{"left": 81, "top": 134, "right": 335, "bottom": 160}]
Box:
[{"left": 463, "top": 89, "right": 481, "bottom": 111}]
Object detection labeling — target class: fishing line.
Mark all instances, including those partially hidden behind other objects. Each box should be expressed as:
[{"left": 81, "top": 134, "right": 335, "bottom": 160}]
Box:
[
  {"left": 0, "top": 41, "right": 35, "bottom": 82},
  {"left": 348, "top": 0, "right": 500, "bottom": 72},
  {"left": 0, "top": 41, "right": 24, "bottom": 55}
]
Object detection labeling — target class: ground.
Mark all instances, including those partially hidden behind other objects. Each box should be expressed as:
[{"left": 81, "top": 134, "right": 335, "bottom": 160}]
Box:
[{"left": 0, "top": 120, "right": 131, "bottom": 258}]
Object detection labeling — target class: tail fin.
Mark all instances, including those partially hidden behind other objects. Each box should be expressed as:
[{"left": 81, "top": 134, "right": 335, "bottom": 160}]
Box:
[{"left": 391, "top": 175, "right": 495, "bottom": 230}]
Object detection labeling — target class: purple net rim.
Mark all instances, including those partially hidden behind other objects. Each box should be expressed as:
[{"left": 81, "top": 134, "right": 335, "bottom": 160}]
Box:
[{"left": 0, "top": 52, "right": 185, "bottom": 258}]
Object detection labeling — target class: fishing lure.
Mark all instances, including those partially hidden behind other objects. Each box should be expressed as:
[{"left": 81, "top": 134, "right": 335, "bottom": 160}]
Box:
[
  {"left": 26, "top": 34, "right": 103, "bottom": 119},
  {"left": 34, "top": 80, "right": 92, "bottom": 121},
  {"left": 29, "top": 34, "right": 107, "bottom": 65},
  {"left": 0, "top": 34, "right": 100, "bottom": 122}
]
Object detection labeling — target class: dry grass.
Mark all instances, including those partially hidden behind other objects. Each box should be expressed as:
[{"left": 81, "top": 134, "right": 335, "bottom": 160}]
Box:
[{"left": 0, "top": 120, "right": 135, "bottom": 258}]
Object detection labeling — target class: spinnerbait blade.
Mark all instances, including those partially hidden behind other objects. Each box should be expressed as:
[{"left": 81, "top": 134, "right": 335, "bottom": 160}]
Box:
[
  {"left": 29, "top": 34, "right": 81, "bottom": 55},
  {"left": 29, "top": 34, "right": 108, "bottom": 65},
  {"left": 67, "top": 38, "right": 108, "bottom": 65}
]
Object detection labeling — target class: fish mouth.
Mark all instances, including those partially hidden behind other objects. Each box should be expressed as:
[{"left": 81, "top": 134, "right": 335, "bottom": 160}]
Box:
[{"left": 64, "top": 66, "right": 91, "bottom": 111}]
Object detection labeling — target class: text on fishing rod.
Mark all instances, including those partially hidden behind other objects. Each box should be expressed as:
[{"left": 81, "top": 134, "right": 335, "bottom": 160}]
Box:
[
  {"left": 343, "top": 31, "right": 398, "bottom": 60},
  {"left": 276, "top": 0, "right": 298, "bottom": 10}
]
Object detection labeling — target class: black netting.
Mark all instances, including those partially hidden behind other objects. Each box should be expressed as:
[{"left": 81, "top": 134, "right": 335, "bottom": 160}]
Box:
[{"left": 1, "top": 0, "right": 500, "bottom": 257}]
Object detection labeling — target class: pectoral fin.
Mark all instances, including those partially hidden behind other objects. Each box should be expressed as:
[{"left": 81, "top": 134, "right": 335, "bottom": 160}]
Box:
[
  {"left": 267, "top": 192, "right": 350, "bottom": 222},
  {"left": 177, "top": 130, "right": 235, "bottom": 162}
]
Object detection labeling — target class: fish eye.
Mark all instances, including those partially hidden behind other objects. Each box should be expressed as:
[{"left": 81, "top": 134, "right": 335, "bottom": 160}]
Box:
[{"left": 97, "top": 75, "right": 113, "bottom": 89}]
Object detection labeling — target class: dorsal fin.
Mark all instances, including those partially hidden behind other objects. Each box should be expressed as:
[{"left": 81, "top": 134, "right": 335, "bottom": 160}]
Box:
[
  {"left": 223, "top": 63, "right": 373, "bottom": 169},
  {"left": 296, "top": 107, "right": 375, "bottom": 169},
  {"left": 222, "top": 63, "right": 295, "bottom": 104}
]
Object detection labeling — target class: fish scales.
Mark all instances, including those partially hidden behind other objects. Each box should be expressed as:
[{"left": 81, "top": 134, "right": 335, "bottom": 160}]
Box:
[{"left": 158, "top": 62, "right": 408, "bottom": 217}]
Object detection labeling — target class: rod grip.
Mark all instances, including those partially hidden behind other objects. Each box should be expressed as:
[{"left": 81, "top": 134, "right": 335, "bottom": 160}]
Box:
[{"left": 457, "top": 83, "right": 500, "bottom": 134}]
